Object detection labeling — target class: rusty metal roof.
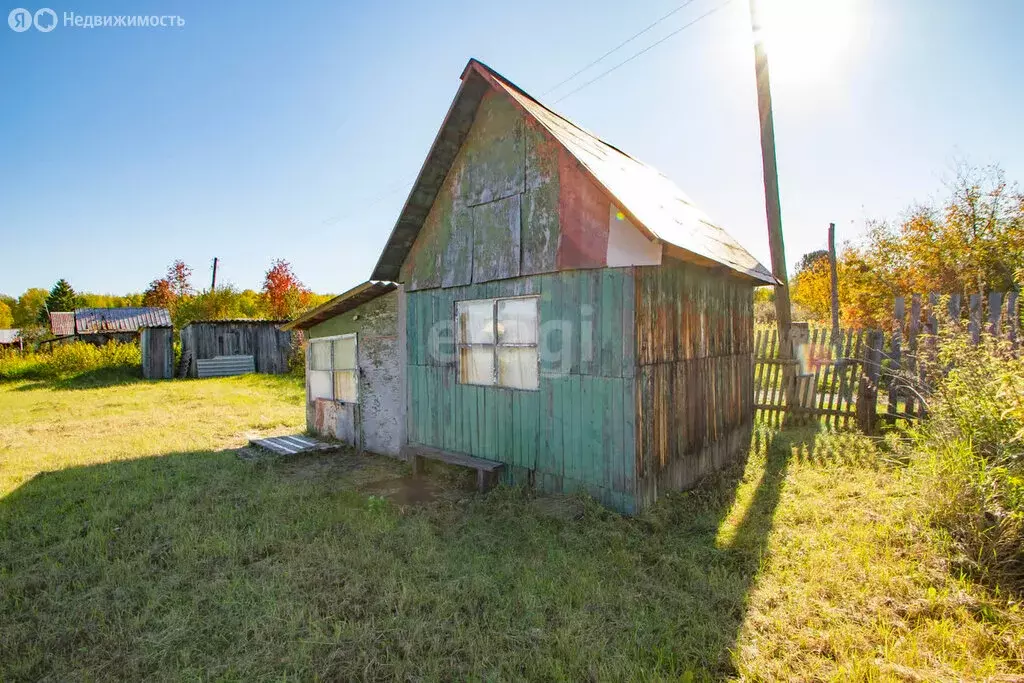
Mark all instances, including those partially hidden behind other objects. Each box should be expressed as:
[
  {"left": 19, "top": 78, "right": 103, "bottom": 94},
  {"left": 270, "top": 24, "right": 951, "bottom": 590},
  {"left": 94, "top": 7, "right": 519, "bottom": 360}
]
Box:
[
  {"left": 282, "top": 281, "right": 398, "bottom": 331},
  {"left": 75, "top": 307, "right": 171, "bottom": 334},
  {"left": 49, "top": 311, "right": 75, "bottom": 337},
  {"left": 0, "top": 329, "right": 21, "bottom": 345},
  {"left": 371, "top": 59, "right": 774, "bottom": 285}
]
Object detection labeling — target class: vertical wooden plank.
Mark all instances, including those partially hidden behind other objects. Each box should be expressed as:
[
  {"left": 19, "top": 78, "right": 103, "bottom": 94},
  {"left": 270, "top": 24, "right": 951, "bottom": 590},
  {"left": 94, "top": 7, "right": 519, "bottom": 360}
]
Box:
[
  {"left": 906, "top": 295, "right": 922, "bottom": 417},
  {"left": 571, "top": 373, "right": 583, "bottom": 486},
  {"left": 888, "top": 296, "right": 905, "bottom": 419},
  {"left": 621, "top": 268, "right": 636, "bottom": 378},
  {"left": 623, "top": 377, "right": 637, "bottom": 494},
  {"left": 856, "top": 329, "right": 884, "bottom": 434},
  {"left": 948, "top": 293, "right": 962, "bottom": 325},
  {"left": 1006, "top": 291, "right": 1020, "bottom": 351},
  {"left": 988, "top": 291, "right": 1003, "bottom": 338},
  {"left": 969, "top": 293, "right": 982, "bottom": 345}
]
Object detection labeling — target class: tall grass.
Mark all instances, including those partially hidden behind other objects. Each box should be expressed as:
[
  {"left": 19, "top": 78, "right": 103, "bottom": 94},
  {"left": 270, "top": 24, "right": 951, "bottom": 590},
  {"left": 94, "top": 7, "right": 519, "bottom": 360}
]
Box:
[
  {"left": 907, "top": 330, "right": 1024, "bottom": 592},
  {"left": 0, "top": 341, "right": 141, "bottom": 381}
]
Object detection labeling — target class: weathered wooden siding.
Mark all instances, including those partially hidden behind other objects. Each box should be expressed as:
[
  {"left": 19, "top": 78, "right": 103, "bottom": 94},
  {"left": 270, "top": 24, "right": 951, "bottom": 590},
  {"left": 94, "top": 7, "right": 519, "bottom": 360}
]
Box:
[
  {"left": 140, "top": 326, "right": 173, "bottom": 380},
  {"left": 180, "top": 322, "right": 291, "bottom": 376},
  {"left": 634, "top": 259, "right": 755, "bottom": 510},
  {"left": 307, "top": 291, "right": 404, "bottom": 457},
  {"left": 399, "top": 89, "right": 635, "bottom": 291},
  {"left": 405, "top": 270, "right": 638, "bottom": 512}
]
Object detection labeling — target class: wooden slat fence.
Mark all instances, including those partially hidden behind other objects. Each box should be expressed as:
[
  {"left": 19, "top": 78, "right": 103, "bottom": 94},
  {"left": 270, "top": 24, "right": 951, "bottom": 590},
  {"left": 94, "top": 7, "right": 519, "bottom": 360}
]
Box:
[{"left": 755, "top": 290, "right": 1020, "bottom": 431}]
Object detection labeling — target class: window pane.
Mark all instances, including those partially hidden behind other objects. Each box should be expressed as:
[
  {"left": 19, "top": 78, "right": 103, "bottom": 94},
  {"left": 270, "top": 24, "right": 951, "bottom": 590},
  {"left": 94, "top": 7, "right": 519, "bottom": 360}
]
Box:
[
  {"left": 334, "top": 370, "right": 358, "bottom": 402},
  {"left": 456, "top": 300, "right": 494, "bottom": 344},
  {"left": 333, "top": 337, "right": 357, "bottom": 370},
  {"left": 498, "top": 347, "right": 539, "bottom": 390},
  {"left": 309, "top": 370, "right": 332, "bottom": 400},
  {"left": 459, "top": 347, "right": 495, "bottom": 385},
  {"left": 310, "top": 341, "right": 332, "bottom": 371},
  {"left": 497, "top": 297, "right": 538, "bottom": 345}
]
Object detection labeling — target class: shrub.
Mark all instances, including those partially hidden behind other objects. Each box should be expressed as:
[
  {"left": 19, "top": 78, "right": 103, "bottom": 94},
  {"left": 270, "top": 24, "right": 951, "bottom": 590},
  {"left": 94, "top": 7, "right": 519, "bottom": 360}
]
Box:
[
  {"left": 0, "top": 341, "right": 141, "bottom": 381},
  {"left": 907, "top": 330, "right": 1024, "bottom": 592}
]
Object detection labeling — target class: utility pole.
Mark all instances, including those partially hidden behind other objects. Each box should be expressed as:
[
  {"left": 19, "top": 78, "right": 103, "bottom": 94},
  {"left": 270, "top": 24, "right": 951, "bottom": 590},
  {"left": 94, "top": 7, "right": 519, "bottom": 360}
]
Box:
[
  {"left": 748, "top": 0, "right": 795, "bottom": 394},
  {"left": 210, "top": 257, "right": 219, "bottom": 292}
]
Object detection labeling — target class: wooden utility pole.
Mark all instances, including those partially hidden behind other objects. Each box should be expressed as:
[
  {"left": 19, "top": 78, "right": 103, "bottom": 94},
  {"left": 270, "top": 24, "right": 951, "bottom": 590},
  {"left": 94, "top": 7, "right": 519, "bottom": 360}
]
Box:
[
  {"left": 828, "top": 222, "right": 840, "bottom": 346},
  {"left": 748, "top": 0, "right": 795, "bottom": 392},
  {"left": 211, "top": 257, "right": 219, "bottom": 292}
]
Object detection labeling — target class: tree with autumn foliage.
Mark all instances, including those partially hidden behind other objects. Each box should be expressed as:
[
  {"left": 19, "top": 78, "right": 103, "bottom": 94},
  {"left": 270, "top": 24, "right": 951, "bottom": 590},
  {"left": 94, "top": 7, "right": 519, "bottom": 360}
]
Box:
[
  {"left": 261, "top": 259, "right": 312, "bottom": 319},
  {"left": 790, "top": 163, "right": 1024, "bottom": 328}
]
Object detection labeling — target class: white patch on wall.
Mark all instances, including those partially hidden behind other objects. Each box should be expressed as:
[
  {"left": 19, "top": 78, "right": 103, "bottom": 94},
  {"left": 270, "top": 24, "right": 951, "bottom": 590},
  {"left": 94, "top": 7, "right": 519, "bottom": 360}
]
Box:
[{"left": 606, "top": 204, "right": 662, "bottom": 267}]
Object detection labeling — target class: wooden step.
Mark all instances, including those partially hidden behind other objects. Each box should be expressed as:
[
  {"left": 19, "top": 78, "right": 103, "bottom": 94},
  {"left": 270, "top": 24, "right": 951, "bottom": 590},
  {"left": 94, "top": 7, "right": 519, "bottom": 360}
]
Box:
[{"left": 401, "top": 444, "right": 504, "bottom": 493}]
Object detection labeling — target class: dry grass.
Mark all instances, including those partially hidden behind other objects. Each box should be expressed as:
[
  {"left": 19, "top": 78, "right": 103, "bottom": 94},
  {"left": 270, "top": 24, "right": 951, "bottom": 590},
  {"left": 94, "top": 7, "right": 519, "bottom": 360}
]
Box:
[{"left": 0, "top": 376, "right": 1021, "bottom": 680}]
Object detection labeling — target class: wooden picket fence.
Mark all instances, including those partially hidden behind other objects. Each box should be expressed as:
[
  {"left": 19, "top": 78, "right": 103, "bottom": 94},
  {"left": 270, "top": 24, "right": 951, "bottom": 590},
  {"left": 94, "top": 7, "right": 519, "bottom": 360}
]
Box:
[{"left": 754, "top": 290, "right": 1020, "bottom": 431}]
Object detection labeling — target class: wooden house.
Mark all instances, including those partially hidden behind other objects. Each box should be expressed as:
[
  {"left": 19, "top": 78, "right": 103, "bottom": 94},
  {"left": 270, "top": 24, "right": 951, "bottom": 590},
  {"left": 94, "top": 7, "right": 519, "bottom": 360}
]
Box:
[
  {"left": 179, "top": 320, "right": 292, "bottom": 378},
  {"left": 283, "top": 282, "right": 403, "bottom": 457},
  {"left": 367, "top": 60, "right": 775, "bottom": 513},
  {"left": 47, "top": 308, "right": 171, "bottom": 346}
]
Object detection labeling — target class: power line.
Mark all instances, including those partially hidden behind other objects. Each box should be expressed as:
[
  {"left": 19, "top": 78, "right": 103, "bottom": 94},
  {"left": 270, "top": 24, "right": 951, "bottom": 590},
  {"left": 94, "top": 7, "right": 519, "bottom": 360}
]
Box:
[
  {"left": 553, "top": 0, "right": 735, "bottom": 104},
  {"left": 542, "top": 0, "right": 701, "bottom": 96}
]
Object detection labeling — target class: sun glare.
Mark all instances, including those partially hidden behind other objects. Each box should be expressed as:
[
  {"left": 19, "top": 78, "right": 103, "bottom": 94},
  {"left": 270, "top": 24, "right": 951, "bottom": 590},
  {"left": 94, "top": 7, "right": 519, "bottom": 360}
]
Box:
[{"left": 759, "top": 0, "right": 860, "bottom": 86}]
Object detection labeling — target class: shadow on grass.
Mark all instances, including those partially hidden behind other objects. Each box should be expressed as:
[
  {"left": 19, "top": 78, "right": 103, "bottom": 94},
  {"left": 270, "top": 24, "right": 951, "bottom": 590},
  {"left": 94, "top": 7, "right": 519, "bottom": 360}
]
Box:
[
  {"left": 10, "top": 366, "right": 147, "bottom": 392},
  {"left": 0, "top": 423, "right": 818, "bottom": 681}
]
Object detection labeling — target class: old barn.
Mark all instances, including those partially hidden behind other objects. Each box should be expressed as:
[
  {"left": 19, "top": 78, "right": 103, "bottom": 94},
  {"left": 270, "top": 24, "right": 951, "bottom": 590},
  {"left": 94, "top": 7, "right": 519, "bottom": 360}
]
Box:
[
  {"left": 366, "top": 60, "right": 774, "bottom": 513},
  {"left": 283, "top": 282, "right": 403, "bottom": 457}
]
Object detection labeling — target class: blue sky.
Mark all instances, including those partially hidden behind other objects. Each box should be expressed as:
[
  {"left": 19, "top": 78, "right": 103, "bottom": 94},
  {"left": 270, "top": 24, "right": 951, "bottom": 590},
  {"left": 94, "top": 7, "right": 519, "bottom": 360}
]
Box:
[{"left": 1, "top": 0, "right": 1022, "bottom": 297}]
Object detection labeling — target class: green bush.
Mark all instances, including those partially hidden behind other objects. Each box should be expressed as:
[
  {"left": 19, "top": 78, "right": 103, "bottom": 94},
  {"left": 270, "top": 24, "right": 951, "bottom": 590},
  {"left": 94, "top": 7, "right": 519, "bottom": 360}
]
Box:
[
  {"left": 0, "top": 341, "right": 141, "bottom": 381},
  {"left": 908, "top": 330, "right": 1024, "bottom": 592}
]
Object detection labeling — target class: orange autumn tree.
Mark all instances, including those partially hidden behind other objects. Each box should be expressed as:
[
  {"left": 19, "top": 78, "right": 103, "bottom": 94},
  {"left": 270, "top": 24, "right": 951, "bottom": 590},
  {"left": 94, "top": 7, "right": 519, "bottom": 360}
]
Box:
[
  {"left": 261, "top": 259, "right": 312, "bottom": 319},
  {"left": 790, "top": 163, "right": 1024, "bottom": 328}
]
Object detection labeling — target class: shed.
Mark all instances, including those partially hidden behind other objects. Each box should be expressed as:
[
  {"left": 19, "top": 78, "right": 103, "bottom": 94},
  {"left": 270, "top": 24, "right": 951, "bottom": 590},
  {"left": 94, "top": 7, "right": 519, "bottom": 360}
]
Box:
[
  {"left": 0, "top": 329, "right": 23, "bottom": 351},
  {"left": 283, "top": 282, "right": 403, "bottom": 457},
  {"left": 48, "top": 308, "right": 171, "bottom": 345},
  {"left": 179, "top": 320, "right": 292, "bottom": 378},
  {"left": 140, "top": 326, "right": 174, "bottom": 379},
  {"left": 370, "top": 59, "right": 774, "bottom": 513}
]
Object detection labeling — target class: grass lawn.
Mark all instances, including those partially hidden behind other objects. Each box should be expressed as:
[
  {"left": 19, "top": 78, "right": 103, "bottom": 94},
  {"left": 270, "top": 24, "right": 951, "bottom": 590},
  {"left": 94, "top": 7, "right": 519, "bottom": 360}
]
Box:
[{"left": 0, "top": 374, "right": 1021, "bottom": 680}]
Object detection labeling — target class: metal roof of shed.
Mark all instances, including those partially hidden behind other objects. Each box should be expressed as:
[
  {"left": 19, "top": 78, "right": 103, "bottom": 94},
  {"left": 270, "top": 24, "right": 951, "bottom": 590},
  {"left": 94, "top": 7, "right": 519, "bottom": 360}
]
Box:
[
  {"left": 0, "top": 329, "right": 21, "bottom": 344},
  {"left": 282, "top": 281, "right": 398, "bottom": 331},
  {"left": 49, "top": 311, "right": 75, "bottom": 337},
  {"left": 75, "top": 307, "right": 171, "bottom": 334},
  {"left": 371, "top": 59, "right": 774, "bottom": 285}
]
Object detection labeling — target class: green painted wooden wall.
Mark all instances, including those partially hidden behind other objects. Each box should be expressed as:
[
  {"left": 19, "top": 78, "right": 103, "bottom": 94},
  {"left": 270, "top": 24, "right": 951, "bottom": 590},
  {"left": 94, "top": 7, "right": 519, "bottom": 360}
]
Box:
[{"left": 405, "top": 269, "right": 638, "bottom": 512}]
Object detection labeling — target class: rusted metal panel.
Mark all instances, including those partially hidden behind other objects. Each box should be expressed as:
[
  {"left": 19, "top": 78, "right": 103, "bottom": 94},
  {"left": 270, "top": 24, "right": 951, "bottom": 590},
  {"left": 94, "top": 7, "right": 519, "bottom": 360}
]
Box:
[{"left": 48, "top": 312, "right": 75, "bottom": 337}]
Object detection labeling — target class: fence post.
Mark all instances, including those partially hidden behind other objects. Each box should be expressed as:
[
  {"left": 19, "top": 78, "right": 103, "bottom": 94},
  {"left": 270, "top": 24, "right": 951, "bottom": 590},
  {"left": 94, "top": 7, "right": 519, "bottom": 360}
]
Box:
[
  {"left": 969, "top": 294, "right": 982, "bottom": 344},
  {"left": 888, "top": 296, "right": 905, "bottom": 419},
  {"left": 857, "top": 329, "right": 884, "bottom": 434}
]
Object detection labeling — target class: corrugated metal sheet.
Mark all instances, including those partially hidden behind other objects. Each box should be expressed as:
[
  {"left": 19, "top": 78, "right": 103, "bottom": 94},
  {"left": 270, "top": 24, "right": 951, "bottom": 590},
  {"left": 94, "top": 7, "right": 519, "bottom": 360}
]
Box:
[
  {"left": 0, "top": 329, "right": 21, "bottom": 345},
  {"left": 49, "top": 312, "right": 75, "bottom": 337},
  {"left": 196, "top": 355, "right": 256, "bottom": 378},
  {"left": 283, "top": 281, "right": 398, "bottom": 331},
  {"left": 371, "top": 58, "right": 774, "bottom": 285},
  {"left": 75, "top": 307, "right": 171, "bottom": 334}
]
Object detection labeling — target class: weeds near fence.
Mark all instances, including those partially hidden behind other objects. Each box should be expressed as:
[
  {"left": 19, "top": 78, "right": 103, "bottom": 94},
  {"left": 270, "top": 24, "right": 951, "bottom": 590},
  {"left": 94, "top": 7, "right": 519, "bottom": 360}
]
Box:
[
  {"left": 0, "top": 341, "right": 141, "bottom": 381},
  {"left": 902, "top": 329, "right": 1024, "bottom": 593}
]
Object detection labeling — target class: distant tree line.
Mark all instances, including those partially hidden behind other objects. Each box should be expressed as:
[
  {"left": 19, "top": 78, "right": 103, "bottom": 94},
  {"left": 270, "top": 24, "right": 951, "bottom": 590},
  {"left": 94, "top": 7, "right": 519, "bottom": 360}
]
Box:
[{"left": 0, "top": 259, "right": 333, "bottom": 338}]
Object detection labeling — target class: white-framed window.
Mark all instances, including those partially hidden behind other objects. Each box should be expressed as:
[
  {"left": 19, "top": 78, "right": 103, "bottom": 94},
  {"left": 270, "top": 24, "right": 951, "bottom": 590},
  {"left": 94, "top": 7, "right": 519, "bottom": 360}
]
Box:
[
  {"left": 308, "top": 333, "right": 358, "bottom": 402},
  {"left": 456, "top": 295, "right": 539, "bottom": 390}
]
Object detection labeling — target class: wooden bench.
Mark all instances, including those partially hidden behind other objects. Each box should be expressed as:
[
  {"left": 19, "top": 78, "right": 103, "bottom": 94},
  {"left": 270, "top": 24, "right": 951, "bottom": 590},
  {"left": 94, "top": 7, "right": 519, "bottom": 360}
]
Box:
[{"left": 401, "top": 444, "right": 504, "bottom": 493}]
